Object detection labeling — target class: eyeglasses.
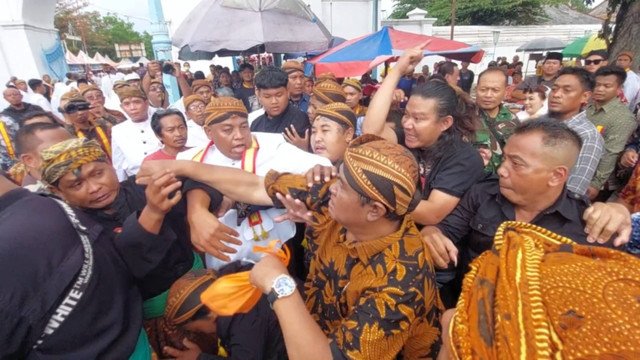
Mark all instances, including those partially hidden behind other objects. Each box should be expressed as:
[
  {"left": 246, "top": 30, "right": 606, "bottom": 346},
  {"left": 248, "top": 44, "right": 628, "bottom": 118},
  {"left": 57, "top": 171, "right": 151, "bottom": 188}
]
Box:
[
  {"left": 585, "top": 59, "right": 604, "bottom": 66},
  {"left": 149, "top": 85, "right": 165, "bottom": 92},
  {"left": 63, "top": 102, "right": 90, "bottom": 114},
  {"left": 188, "top": 104, "right": 206, "bottom": 111}
]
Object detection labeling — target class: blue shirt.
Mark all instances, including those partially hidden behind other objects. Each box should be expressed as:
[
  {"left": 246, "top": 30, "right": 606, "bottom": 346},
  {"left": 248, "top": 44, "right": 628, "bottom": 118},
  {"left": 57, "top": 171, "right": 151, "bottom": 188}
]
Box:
[{"left": 290, "top": 94, "right": 310, "bottom": 113}]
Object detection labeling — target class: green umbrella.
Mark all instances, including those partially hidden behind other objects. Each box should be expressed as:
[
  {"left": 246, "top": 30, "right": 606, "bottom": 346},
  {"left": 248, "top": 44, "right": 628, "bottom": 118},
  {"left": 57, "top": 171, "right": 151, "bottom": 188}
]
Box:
[{"left": 562, "top": 34, "right": 608, "bottom": 58}]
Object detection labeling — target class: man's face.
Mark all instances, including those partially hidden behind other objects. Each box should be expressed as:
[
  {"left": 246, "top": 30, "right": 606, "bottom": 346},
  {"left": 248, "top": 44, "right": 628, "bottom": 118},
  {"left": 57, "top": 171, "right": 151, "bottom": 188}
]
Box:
[
  {"left": 15, "top": 82, "right": 28, "bottom": 92},
  {"left": 120, "top": 97, "right": 149, "bottom": 122},
  {"left": 584, "top": 55, "right": 607, "bottom": 74},
  {"left": 304, "top": 79, "right": 314, "bottom": 95},
  {"left": 148, "top": 83, "right": 165, "bottom": 107},
  {"left": 43, "top": 75, "right": 51, "bottom": 83},
  {"left": 542, "top": 59, "right": 562, "bottom": 78},
  {"left": 328, "top": 164, "right": 370, "bottom": 228},
  {"left": 195, "top": 86, "right": 213, "bottom": 105},
  {"left": 52, "top": 161, "right": 120, "bottom": 210},
  {"left": 240, "top": 68, "right": 254, "bottom": 83},
  {"left": 83, "top": 89, "right": 106, "bottom": 107},
  {"left": 445, "top": 66, "right": 460, "bottom": 87},
  {"left": 548, "top": 74, "right": 590, "bottom": 117},
  {"left": 512, "top": 56, "right": 519, "bottom": 63},
  {"left": 287, "top": 71, "right": 305, "bottom": 97},
  {"left": 402, "top": 96, "right": 452, "bottom": 149},
  {"left": 476, "top": 72, "right": 506, "bottom": 113},
  {"left": 311, "top": 117, "right": 352, "bottom": 164},
  {"left": 22, "top": 128, "right": 72, "bottom": 179},
  {"left": 186, "top": 100, "right": 206, "bottom": 125},
  {"left": 616, "top": 55, "right": 632, "bottom": 69},
  {"left": 3, "top": 88, "right": 22, "bottom": 106},
  {"left": 203, "top": 115, "right": 252, "bottom": 160},
  {"left": 497, "top": 132, "right": 557, "bottom": 206},
  {"left": 593, "top": 74, "right": 622, "bottom": 104},
  {"left": 461, "top": 62, "right": 469, "bottom": 70},
  {"left": 343, "top": 85, "right": 362, "bottom": 109},
  {"left": 219, "top": 73, "right": 231, "bottom": 87},
  {"left": 157, "top": 114, "right": 187, "bottom": 150},
  {"left": 422, "top": 65, "right": 429, "bottom": 75},
  {"left": 257, "top": 87, "right": 288, "bottom": 117},
  {"left": 68, "top": 106, "right": 91, "bottom": 127},
  {"left": 209, "top": 66, "right": 216, "bottom": 75},
  {"left": 512, "top": 73, "right": 523, "bottom": 84}
]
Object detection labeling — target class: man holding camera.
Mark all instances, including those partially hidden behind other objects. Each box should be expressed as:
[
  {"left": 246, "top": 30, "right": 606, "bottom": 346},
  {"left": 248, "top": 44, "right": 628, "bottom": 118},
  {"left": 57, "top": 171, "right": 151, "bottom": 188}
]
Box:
[
  {"left": 142, "top": 60, "right": 192, "bottom": 107},
  {"left": 61, "top": 94, "right": 112, "bottom": 159}
]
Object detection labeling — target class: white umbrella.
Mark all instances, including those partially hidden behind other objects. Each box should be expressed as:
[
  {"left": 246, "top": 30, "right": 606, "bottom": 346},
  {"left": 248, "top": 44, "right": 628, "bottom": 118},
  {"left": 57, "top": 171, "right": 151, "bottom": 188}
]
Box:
[{"left": 172, "top": 0, "right": 331, "bottom": 54}]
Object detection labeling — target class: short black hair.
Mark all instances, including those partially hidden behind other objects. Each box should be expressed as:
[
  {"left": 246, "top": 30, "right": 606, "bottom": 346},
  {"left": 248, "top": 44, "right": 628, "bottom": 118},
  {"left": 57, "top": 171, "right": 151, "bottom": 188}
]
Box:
[
  {"left": 238, "top": 63, "right": 255, "bottom": 72},
  {"left": 594, "top": 65, "right": 627, "bottom": 86},
  {"left": 478, "top": 68, "right": 508, "bottom": 86},
  {"left": 254, "top": 66, "right": 288, "bottom": 90},
  {"left": 557, "top": 67, "right": 594, "bottom": 92},
  {"left": 151, "top": 108, "right": 186, "bottom": 137},
  {"left": 437, "top": 61, "right": 458, "bottom": 77},
  {"left": 513, "top": 118, "right": 583, "bottom": 151},
  {"left": 27, "top": 79, "right": 43, "bottom": 91},
  {"left": 16, "top": 122, "right": 65, "bottom": 155},
  {"left": 585, "top": 49, "right": 609, "bottom": 60},
  {"left": 77, "top": 78, "right": 89, "bottom": 86},
  {"left": 194, "top": 71, "right": 205, "bottom": 80},
  {"left": 21, "top": 111, "right": 56, "bottom": 126}
]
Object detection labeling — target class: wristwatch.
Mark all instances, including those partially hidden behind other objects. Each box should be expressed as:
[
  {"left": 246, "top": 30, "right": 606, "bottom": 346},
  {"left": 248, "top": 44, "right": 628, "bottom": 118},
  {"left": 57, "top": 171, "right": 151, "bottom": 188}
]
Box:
[{"left": 267, "top": 274, "right": 296, "bottom": 308}]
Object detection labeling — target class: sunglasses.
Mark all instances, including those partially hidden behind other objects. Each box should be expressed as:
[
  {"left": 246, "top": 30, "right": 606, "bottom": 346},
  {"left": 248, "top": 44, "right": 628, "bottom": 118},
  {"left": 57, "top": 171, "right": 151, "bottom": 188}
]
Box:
[
  {"left": 584, "top": 59, "right": 604, "bottom": 65},
  {"left": 63, "top": 102, "right": 91, "bottom": 114}
]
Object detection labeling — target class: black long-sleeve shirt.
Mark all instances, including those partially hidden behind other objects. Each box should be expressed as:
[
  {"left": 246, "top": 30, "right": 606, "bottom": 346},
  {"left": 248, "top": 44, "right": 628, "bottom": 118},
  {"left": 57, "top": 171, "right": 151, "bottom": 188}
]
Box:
[
  {"left": 437, "top": 176, "right": 603, "bottom": 267},
  {"left": 83, "top": 176, "right": 222, "bottom": 299},
  {"left": 0, "top": 189, "right": 178, "bottom": 359},
  {"left": 250, "top": 104, "right": 310, "bottom": 138}
]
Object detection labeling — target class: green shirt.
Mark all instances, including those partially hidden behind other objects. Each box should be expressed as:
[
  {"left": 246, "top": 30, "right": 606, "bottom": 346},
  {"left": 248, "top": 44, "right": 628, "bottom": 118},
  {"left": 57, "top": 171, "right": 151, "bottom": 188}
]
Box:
[
  {"left": 476, "top": 105, "right": 520, "bottom": 172},
  {"left": 586, "top": 97, "right": 637, "bottom": 190}
]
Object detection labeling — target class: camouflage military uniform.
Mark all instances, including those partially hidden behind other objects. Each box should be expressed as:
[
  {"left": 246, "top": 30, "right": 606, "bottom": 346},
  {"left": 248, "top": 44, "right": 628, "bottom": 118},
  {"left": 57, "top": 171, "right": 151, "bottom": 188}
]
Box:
[{"left": 475, "top": 106, "right": 520, "bottom": 172}]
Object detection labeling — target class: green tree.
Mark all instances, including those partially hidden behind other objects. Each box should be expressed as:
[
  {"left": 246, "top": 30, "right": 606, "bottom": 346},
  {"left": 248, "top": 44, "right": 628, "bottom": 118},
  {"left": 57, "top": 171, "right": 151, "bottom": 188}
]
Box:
[
  {"left": 54, "top": 0, "right": 154, "bottom": 60},
  {"left": 390, "top": 0, "right": 430, "bottom": 20},
  {"left": 425, "top": 0, "right": 548, "bottom": 25}
]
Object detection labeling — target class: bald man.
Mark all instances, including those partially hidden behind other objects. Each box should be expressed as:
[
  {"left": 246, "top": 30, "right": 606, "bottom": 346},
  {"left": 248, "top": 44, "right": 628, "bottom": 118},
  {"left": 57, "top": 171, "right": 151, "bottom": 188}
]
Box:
[
  {"left": 421, "top": 119, "right": 631, "bottom": 308},
  {"left": 1, "top": 88, "right": 44, "bottom": 124}
]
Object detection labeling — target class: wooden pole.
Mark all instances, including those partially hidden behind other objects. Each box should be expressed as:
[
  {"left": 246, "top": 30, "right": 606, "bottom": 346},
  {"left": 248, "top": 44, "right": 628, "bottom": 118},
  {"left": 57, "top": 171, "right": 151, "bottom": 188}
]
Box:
[{"left": 451, "top": 0, "right": 456, "bottom": 40}]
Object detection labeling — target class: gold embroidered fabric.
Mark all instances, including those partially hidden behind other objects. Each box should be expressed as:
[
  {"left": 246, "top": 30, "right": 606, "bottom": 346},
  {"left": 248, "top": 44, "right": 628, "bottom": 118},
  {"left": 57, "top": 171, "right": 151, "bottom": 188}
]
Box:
[{"left": 450, "top": 221, "right": 640, "bottom": 360}]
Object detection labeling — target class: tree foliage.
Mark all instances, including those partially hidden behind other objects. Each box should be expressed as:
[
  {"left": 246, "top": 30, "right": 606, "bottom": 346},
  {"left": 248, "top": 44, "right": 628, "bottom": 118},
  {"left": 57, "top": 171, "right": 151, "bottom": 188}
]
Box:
[
  {"left": 54, "top": 0, "right": 153, "bottom": 60},
  {"left": 390, "top": 0, "right": 592, "bottom": 24}
]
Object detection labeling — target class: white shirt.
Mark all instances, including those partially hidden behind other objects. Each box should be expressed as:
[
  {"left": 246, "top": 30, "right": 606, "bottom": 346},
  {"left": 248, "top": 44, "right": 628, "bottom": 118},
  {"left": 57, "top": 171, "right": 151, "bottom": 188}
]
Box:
[
  {"left": 111, "top": 115, "right": 162, "bottom": 181},
  {"left": 178, "top": 132, "right": 332, "bottom": 269},
  {"left": 29, "top": 93, "right": 52, "bottom": 112},
  {"left": 623, "top": 70, "right": 640, "bottom": 111},
  {"left": 185, "top": 119, "right": 209, "bottom": 147}
]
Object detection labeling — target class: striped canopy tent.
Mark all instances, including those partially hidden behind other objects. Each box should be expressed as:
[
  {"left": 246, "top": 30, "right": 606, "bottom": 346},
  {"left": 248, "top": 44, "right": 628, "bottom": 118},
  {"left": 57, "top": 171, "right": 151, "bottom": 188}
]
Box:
[
  {"left": 306, "top": 26, "right": 485, "bottom": 78},
  {"left": 75, "top": 50, "right": 100, "bottom": 65},
  {"left": 92, "top": 52, "right": 109, "bottom": 64},
  {"left": 65, "top": 51, "right": 80, "bottom": 64},
  {"left": 103, "top": 55, "right": 118, "bottom": 67}
]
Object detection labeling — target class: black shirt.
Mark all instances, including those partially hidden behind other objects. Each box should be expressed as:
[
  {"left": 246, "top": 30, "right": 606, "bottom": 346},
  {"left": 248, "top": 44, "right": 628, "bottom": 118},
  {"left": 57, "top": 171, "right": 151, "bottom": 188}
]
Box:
[
  {"left": 416, "top": 139, "right": 485, "bottom": 202},
  {"left": 1, "top": 102, "right": 44, "bottom": 124},
  {"left": 437, "top": 176, "right": 604, "bottom": 266},
  {"left": 234, "top": 86, "right": 261, "bottom": 113},
  {"left": 0, "top": 189, "right": 177, "bottom": 359},
  {"left": 458, "top": 69, "right": 475, "bottom": 93},
  {"left": 251, "top": 104, "right": 310, "bottom": 138},
  {"left": 84, "top": 176, "right": 223, "bottom": 299}
]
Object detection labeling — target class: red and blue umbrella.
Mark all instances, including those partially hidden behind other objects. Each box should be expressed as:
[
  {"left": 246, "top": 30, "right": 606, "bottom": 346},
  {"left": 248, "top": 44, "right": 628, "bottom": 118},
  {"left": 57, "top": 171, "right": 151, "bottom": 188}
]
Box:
[{"left": 306, "top": 26, "right": 484, "bottom": 78}]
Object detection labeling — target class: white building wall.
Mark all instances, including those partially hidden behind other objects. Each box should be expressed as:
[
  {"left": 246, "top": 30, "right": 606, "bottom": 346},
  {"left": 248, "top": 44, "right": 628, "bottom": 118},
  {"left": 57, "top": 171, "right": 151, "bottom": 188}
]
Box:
[{"left": 320, "top": 0, "right": 374, "bottom": 40}]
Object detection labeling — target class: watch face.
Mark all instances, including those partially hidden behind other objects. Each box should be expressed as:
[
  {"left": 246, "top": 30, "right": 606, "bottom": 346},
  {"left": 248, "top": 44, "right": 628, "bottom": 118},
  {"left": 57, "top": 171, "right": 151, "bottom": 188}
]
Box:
[{"left": 274, "top": 275, "right": 296, "bottom": 297}]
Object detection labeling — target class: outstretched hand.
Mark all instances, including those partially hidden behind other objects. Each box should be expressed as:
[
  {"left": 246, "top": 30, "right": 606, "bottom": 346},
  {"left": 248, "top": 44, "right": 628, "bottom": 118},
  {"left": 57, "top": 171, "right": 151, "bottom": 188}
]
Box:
[{"left": 394, "top": 41, "right": 430, "bottom": 76}]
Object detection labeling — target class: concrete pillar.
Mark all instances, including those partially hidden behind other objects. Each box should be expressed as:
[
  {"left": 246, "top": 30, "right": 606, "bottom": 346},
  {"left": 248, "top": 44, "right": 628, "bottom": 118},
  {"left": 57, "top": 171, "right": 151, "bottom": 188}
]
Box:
[
  {"left": 148, "top": 0, "right": 172, "bottom": 61},
  {"left": 0, "top": 0, "right": 66, "bottom": 81}
]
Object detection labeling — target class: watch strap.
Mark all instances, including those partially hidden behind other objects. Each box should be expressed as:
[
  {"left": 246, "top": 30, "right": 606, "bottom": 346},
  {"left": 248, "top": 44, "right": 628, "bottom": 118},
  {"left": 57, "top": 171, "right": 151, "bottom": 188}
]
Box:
[{"left": 267, "top": 289, "right": 279, "bottom": 309}]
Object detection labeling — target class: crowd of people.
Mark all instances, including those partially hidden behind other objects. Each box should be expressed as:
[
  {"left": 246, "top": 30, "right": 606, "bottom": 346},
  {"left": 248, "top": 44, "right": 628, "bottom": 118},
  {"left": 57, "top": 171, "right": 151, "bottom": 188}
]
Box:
[{"left": 1, "top": 44, "right": 640, "bottom": 359}]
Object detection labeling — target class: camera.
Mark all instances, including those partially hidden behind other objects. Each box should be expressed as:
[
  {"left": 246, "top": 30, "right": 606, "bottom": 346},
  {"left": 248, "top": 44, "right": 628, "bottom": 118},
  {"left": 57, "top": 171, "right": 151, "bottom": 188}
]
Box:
[{"left": 160, "top": 61, "right": 176, "bottom": 75}]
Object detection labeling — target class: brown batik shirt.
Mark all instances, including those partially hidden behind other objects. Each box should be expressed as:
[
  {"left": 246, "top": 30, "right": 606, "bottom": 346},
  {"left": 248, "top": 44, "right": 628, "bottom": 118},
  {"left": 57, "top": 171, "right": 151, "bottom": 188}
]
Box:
[{"left": 265, "top": 170, "right": 443, "bottom": 360}]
